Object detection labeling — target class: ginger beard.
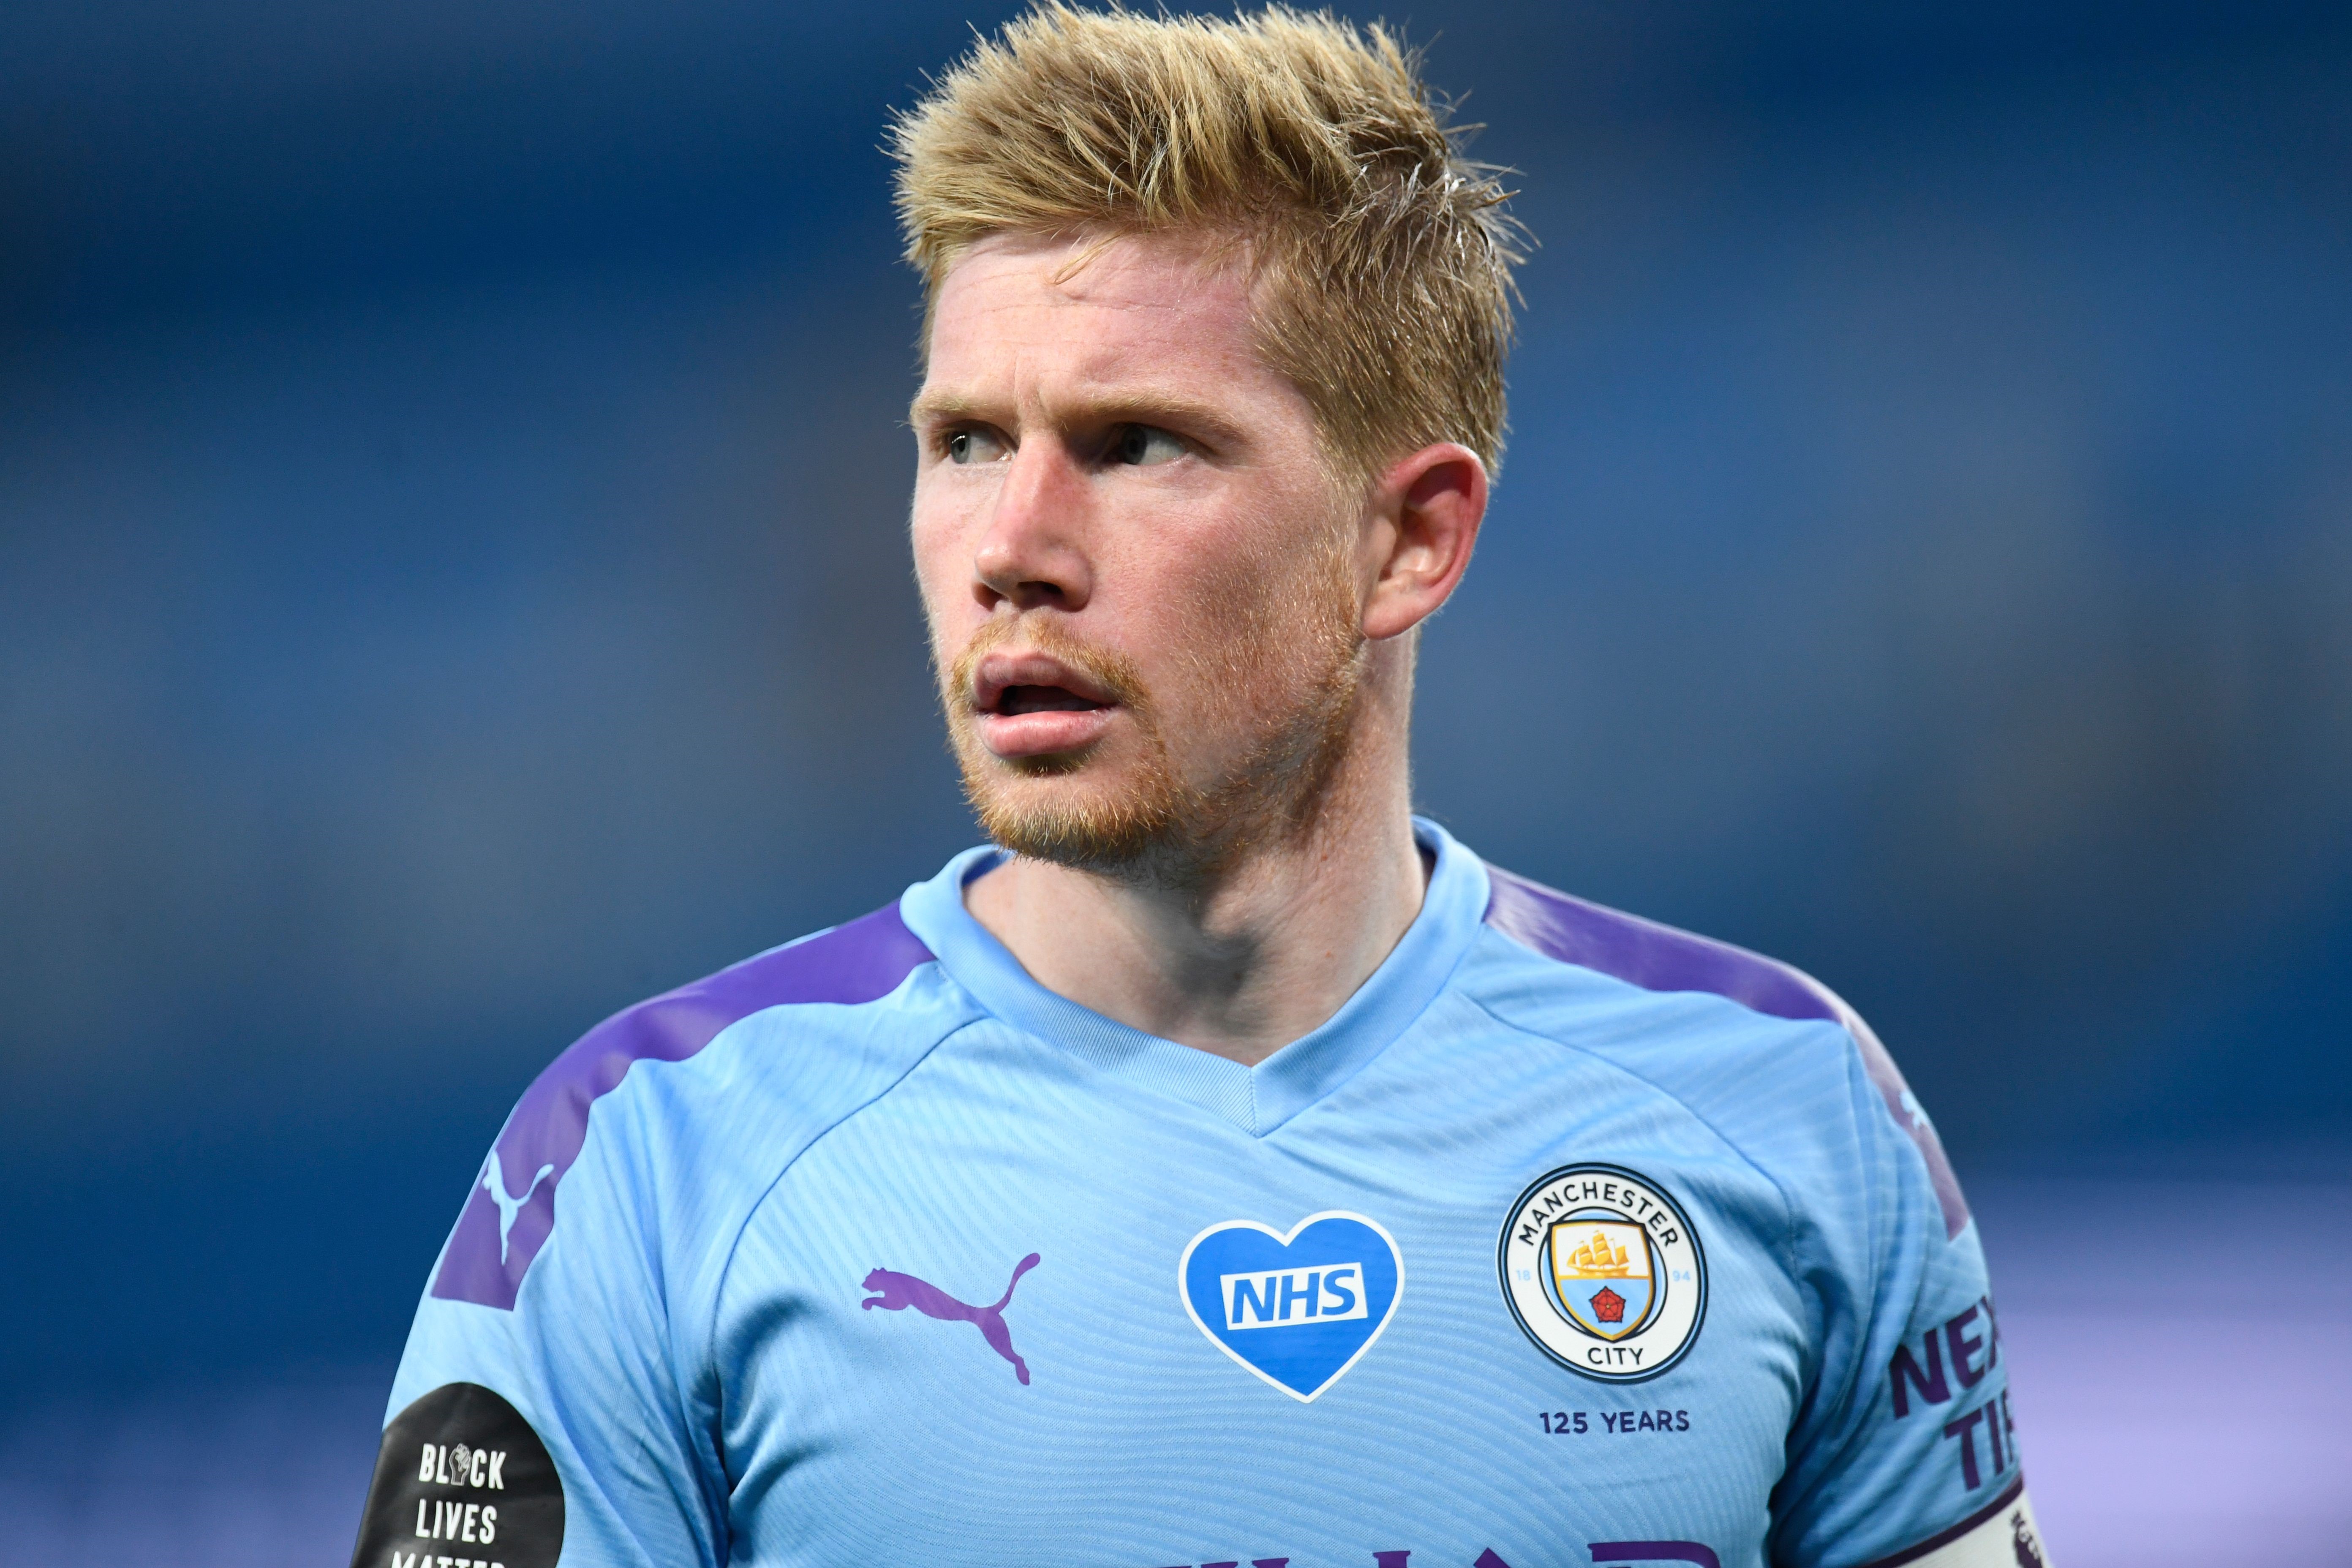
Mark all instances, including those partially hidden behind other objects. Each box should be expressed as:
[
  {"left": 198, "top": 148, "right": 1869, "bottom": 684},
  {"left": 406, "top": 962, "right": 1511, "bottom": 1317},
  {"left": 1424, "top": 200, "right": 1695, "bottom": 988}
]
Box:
[{"left": 936, "top": 515, "right": 1371, "bottom": 885}]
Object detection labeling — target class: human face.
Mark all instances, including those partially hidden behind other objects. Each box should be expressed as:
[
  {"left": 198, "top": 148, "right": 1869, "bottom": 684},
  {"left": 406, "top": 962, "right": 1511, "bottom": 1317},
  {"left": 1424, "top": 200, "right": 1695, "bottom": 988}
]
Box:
[{"left": 909, "top": 230, "right": 1369, "bottom": 879}]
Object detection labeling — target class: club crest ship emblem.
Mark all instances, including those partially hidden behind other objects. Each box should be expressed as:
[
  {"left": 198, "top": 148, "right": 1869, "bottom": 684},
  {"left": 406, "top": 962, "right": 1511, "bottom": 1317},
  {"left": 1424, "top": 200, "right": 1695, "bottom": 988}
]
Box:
[
  {"left": 1551, "top": 1221, "right": 1655, "bottom": 1339},
  {"left": 1499, "top": 1163, "right": 1707, "bottom": 1382}
]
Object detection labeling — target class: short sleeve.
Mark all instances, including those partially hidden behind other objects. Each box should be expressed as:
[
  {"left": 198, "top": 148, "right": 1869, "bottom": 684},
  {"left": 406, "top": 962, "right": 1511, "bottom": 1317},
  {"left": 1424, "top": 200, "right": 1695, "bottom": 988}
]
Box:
[
  {"left": 346, "top": 1089, "right": 728, "bottom": 1568},
  {"left": 1768, "top": 1027, "right": 2053, "bottom": 1568}
]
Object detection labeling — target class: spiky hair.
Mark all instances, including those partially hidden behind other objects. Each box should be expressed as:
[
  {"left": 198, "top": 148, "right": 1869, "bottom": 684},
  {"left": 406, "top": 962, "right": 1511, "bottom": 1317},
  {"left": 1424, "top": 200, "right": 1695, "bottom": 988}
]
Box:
[{"left": 888, "top": 3, "right": 1526, "bottom": 475}]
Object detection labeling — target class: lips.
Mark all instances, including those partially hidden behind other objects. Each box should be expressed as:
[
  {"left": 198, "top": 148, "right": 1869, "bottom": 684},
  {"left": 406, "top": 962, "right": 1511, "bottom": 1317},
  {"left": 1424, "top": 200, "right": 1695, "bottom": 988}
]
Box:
[{"left": 969, "top": 649, "right": 1122, "bottom": 759}]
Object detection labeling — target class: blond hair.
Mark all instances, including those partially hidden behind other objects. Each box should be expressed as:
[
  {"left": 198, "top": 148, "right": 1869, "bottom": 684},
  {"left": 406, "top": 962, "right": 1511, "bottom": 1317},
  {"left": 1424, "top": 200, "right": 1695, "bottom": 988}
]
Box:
[{"left": 888, "top": 3, "right": 1525, "bottom": 476}]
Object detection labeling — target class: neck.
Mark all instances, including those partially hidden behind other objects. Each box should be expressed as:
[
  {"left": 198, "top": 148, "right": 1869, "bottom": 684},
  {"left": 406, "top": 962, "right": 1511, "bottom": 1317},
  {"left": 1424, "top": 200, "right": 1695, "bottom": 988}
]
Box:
[{"left": 963, "top": 662, "right": 1426, "bottom": 1067}]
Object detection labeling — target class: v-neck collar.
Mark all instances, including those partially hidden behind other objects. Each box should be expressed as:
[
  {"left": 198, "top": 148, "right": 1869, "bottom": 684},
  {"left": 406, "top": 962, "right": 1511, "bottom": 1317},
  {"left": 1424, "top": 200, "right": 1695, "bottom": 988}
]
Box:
[{"left": 897, "top": 816, "right": 1491, "bottom": 1136}]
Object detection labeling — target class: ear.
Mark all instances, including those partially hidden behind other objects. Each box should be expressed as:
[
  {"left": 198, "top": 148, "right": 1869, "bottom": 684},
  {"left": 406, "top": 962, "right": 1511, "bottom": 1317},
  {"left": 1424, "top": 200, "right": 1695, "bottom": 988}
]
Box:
[{"left": 1360, "top": 443, "right": 1488, "bottom": 642}]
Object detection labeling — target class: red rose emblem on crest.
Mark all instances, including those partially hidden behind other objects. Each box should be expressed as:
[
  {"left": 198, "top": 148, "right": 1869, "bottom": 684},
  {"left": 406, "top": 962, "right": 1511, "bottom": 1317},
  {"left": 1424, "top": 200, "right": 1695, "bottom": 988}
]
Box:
[{"left": 1589, "top": 1285, "right": 1627, "bottom": 1323}]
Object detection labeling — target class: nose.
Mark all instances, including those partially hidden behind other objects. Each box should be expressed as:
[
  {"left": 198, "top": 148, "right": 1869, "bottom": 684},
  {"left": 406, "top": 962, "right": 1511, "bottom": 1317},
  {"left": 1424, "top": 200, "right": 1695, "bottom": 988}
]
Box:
[{"left": 972, "top": 440, "right": 1092, "bottom": 613}]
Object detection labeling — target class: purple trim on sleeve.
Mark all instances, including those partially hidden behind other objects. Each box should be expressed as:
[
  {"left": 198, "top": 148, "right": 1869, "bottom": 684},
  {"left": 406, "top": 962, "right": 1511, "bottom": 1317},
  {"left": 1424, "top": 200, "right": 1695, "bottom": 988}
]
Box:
[
  {"left": 430, "top": 902, "right": 935, "bottom": 1310},
  {"left": 1483, "top": 864, "right": 1969, "bottom": 1240}
]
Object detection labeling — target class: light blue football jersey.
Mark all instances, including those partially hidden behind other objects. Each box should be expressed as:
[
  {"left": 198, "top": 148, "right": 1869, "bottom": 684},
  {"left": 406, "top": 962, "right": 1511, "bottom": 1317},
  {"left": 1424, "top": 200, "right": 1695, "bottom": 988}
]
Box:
[{"left": 352, "top": 819, "right": 2046, "bottom": 1568}]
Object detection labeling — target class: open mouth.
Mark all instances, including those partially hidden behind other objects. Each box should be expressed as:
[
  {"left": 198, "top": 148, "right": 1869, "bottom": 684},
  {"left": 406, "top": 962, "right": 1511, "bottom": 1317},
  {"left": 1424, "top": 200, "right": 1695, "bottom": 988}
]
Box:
[
  {"left": 967, "top": 649, "right": 1125, "bottom": 759},
  {"left": 994, "top": 685, "right": 1107, "bottom": 716}
]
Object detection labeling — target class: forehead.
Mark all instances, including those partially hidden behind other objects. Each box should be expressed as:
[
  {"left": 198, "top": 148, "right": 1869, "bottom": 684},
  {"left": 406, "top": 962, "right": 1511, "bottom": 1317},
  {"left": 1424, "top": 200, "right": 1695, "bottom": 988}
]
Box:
[{"left": 922, "top": 231, "right": 1278, "bottom": 399}]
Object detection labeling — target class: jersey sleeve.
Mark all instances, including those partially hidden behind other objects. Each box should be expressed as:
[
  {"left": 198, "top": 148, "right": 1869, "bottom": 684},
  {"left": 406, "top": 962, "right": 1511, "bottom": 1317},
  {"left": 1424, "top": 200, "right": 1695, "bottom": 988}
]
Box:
[
  {"left": 343, "top": 907, "right": 951, "bottom": 1568},
  {"left": 1767, "top": 1019, "right": 2051, "bottom": 1568},
  {"left": 345, "top": 1083, "right": 730, "bottom": 1568}
]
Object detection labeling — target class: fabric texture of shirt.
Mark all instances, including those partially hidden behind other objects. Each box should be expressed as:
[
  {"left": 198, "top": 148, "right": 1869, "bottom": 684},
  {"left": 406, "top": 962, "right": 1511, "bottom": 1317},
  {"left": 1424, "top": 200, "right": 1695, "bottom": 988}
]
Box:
[{"left": 358, "top": 819, "right": 2045, "bottom": 1568}]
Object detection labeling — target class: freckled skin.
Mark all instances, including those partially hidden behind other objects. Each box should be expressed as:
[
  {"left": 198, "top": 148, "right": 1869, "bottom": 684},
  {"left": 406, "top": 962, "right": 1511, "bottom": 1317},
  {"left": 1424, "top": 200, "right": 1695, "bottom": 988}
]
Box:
[
  {"left": 907, "top": 229, "right": 1490, "bottom": 1065},
  {"left": 910, "top": 232, "right": 1350, "bottom": 835}
]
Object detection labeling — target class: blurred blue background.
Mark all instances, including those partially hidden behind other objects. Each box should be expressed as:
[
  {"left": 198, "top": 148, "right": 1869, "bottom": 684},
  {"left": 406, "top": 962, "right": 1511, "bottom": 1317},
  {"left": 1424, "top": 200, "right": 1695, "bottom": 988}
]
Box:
[{"left": 3, "top": 0, "right": 2348, "bottom": 1561}]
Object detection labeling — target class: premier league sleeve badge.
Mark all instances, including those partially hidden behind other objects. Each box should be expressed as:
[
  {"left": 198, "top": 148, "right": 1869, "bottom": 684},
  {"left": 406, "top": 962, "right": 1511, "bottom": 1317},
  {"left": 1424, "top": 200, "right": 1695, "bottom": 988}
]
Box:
[{"left": 1497, "top": 1164, "right": 1707, "bottom": 1382}]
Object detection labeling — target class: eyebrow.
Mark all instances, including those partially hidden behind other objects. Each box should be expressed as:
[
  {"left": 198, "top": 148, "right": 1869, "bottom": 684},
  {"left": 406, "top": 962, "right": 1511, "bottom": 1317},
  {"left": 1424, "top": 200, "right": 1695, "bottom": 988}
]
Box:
[
  {"left": 906, "top": 389, "right": 988, "bottom": 427},
  {"left": 908, "top": 387, "right": 1252, "bottom": 450}
]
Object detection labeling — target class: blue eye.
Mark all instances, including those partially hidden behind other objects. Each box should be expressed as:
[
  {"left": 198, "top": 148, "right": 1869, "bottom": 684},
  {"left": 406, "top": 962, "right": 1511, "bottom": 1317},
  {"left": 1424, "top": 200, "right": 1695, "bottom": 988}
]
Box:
[
  {"left": 945, "top": 429, "right": 1007, "bottom": 464},
  {"left": 1112, "top": 425, "right": 1185, "bottom": 466}
]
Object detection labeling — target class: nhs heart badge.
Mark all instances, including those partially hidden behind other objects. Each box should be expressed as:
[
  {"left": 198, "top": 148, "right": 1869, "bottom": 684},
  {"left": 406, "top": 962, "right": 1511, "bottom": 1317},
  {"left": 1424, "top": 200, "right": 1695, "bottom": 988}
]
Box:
[{"left": 1178, "top": 1211, "right": 1403, "bottom": 1402}]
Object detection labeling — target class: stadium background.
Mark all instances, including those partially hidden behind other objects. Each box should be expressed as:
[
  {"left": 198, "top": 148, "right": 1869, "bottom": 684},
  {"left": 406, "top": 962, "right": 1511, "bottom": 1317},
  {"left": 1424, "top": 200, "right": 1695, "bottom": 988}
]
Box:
[{"left": 2, "top": 0, "right": 2347, "bottom": 1560}]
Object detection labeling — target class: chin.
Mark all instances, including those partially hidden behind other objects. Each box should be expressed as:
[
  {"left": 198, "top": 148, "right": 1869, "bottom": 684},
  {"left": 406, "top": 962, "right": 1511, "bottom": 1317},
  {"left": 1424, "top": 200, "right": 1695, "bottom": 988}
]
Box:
[{"left": 963, "top": 755, "right": 1191, "bottom": 873}]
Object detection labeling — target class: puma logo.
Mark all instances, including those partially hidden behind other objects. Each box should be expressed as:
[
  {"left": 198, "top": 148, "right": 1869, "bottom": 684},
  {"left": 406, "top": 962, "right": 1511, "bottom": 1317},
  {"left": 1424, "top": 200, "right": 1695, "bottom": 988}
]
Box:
[
  {"left": 862, "top": 1253, "right": 1042, "bottom": 1384},
  {"left": 481, "top": 1150, "right": 556, "bottom": 1265}
]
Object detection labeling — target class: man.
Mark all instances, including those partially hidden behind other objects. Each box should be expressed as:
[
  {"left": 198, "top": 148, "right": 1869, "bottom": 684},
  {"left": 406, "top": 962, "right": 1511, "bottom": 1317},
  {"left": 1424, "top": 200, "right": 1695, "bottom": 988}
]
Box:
[{"left": 350, "top": 8, "right": 2043, "bottom": 1568}]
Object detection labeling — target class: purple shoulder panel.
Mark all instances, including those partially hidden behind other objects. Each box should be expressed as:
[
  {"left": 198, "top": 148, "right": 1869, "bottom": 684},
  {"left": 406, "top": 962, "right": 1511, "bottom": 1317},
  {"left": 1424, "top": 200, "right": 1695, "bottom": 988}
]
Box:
[
  {"left": 431, "top": 902, "right": 935, "bottom": 1309},
  {"left": 1484, "top": 864, "right": 1969, "bottom": 1240}
]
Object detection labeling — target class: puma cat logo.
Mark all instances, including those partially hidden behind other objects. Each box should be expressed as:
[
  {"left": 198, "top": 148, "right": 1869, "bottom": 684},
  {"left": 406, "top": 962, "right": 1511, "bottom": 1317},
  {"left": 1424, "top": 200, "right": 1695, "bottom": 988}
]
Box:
[
  {"left": 481, "top": 1150, "right": 556, "bottom": 1265},
  {"left": 862, "top": 1253, "right": 1042, "bottom": 1384}
]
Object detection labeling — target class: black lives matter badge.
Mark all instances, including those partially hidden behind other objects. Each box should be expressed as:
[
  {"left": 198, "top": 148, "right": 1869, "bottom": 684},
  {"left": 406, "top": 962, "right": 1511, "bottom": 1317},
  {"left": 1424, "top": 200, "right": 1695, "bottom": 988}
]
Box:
[
  {"left": 349, "top": 1383, "right": 563, "bottom": 1568},
  {"left": 1498, "top": 1163, "right": 1707, "bottom": 1383}
]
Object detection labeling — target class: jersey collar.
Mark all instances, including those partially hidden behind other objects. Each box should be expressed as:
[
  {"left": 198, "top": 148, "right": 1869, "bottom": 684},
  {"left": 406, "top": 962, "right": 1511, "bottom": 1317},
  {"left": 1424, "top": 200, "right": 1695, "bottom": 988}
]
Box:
[{"left": 898, "top": 816, "right": 1490, "bottom": 1137}]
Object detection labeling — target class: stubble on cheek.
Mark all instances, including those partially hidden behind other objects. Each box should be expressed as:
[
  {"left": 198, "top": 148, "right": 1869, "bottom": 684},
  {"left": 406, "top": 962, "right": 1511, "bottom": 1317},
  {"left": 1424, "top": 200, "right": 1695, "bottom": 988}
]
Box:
[
  {"left": 934, "top": 612, "right": 1189, "bottom": 862},
  {"left": 927, "top": 490, "right": 1369, "bottom": 880},
  {"left": 1173, "top": 511, "right": 1369, "bottom": 840}
]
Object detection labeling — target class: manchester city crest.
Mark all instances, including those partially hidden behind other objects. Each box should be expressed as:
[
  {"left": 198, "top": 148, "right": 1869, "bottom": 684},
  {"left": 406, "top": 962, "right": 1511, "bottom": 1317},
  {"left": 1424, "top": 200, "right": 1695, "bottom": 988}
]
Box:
[{"left": 1497, "top": 1163, "right": 1706, "bottom": 1382}]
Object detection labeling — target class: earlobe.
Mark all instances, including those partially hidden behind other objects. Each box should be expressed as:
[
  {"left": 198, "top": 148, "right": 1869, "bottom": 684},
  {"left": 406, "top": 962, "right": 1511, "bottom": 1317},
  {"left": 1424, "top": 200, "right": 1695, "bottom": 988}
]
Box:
[{"left": 1361, "top": 443, "right": 1487, "bottom": 642}]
